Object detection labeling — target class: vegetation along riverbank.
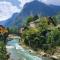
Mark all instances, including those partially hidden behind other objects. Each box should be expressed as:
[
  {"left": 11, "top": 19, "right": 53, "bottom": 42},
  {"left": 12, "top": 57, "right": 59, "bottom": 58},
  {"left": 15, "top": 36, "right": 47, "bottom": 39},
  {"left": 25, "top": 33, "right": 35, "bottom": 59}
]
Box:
[
  {"left": 20, "top": 14, "right": 60, "bottom": 60},
  {"left": 0, "top": 25, "right": 9, "bottom": 60},
  {"left": 0, "top": 14, "right": 60, "bottom": 60}
]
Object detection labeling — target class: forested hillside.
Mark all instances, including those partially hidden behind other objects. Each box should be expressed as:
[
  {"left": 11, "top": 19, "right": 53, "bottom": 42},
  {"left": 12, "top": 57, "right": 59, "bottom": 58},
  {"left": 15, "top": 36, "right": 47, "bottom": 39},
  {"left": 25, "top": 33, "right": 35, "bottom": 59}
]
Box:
[{"left": 21, "top": 15, "right": 60, "bottom": 53}]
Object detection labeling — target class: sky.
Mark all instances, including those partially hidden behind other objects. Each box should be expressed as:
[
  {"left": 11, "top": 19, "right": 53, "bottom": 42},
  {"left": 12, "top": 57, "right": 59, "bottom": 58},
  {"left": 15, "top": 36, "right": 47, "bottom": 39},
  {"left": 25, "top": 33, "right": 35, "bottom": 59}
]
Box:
[{"left": 0, "top": 0, "right": 60, "bottom": 21}]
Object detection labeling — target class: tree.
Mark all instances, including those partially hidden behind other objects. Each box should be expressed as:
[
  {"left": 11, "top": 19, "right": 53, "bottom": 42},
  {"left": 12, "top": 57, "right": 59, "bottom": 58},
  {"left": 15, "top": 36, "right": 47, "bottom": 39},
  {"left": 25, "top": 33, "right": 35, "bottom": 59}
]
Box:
[
  {"left": 33, "top": 15, "right": 39, "bottom": 21},
  {"left": 26, "top": 16, "right": 33, "bottom": 25},
  {"left": 52, "top": 13, "right": 60, "bottom": 24},
  {"left": 47, "top": 28, "right": 60, "bottom": 46}
]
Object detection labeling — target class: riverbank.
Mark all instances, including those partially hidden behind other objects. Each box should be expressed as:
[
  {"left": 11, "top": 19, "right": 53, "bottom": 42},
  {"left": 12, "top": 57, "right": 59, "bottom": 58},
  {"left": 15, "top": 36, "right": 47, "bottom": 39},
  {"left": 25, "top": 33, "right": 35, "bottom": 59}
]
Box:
[
  {"left": 7, "top": 35, "right": 52, "bottom": 60},
  {"left": 20, "top": 42, "right": 60, "bottom": 60},
  {"left": 7, "top": 34, "right": 60, "bottom": 60}
]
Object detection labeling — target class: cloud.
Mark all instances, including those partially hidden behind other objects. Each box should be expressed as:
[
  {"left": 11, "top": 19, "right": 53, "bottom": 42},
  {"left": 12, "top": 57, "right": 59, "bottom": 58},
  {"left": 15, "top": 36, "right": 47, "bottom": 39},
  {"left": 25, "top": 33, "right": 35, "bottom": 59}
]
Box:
[
  {"left": 0, "top": 0, "right": 21, "bottom": 8},
  {"left": 0, "top": 0, "right": 33, "bottom": 8},
  {"left": 42, "top": 0, "right": 47, "bottom": 2},
  {"left": 0, "top": 0, "right": 34, "bottom": 21},
  {"left": 39, "top": 0, "right": 60, "bottom": 5},
  {"left": 39, "top": 0, "right": 47, "bottom": 2},
  {"left": 0, "top": 1, "right": 20, "bottom": 21},
  {"left": 48, "top": 0, "right": 60, "bottom": 5}
]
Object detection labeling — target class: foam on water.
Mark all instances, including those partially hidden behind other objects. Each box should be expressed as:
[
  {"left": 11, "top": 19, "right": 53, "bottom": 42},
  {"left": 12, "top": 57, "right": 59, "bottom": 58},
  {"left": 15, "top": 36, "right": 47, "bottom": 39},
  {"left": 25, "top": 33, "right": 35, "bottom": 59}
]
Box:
[{"left": 6, "top": 46, "right": 15, "bottom": 49}]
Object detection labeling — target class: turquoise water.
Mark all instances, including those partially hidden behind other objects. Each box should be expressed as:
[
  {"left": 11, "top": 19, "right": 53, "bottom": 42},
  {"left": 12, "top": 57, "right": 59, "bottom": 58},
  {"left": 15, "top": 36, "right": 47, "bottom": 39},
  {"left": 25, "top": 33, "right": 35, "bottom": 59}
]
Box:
[{"left": 6, "top": 37, "right": 52, "bottom": 60}]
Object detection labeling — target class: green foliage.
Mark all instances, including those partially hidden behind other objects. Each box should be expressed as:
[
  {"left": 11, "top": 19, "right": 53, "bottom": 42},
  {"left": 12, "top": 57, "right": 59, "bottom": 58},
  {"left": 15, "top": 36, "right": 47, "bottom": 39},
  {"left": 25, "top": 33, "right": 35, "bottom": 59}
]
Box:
[
  {"left": 0, "top": 28, "right": 9, "bottom": 60},
  {"left": 47, "top": 28, "right": 60, "bottom": 45},
  {"left": 53, "top": 13, "right": 60, "bottom": 24},
  {"left": 23, "top": 28, "right": 39, "bottom": 46},
  {"left": 38, "top": 17, "right": 48, "bottom": 31},
  {"left": 26, "top": 16, "right": 33, "bottom": 25},
  {"left": 22, "top": 16, "right": 60, "bottom": 51},
  {"left": 26, "top": 15, "right": 39, "bottom": 25},
  {"left": 8, "top": 27, "right": 19, "bottom": 34},
  {"left": 22, "top": 17, "right": 49, "bottom": 50},
  {"left": 0, "top": 42, "right": 8, "bottom": 60}
]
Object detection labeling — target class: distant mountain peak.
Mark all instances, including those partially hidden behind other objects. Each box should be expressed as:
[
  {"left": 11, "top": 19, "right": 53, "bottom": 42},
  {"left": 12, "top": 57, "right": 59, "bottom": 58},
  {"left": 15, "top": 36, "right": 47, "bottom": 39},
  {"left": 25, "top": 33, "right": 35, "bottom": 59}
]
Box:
[{"left": 0, "top": 1, "right": 60, "bottom": 28}]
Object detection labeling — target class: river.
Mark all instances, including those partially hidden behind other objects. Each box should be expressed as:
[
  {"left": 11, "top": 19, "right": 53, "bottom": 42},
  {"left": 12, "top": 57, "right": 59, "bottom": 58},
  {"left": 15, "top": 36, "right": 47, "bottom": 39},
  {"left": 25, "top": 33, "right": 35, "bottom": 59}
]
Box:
[{"left": 6, "top": 36, "right": 52, "bottom": 60}]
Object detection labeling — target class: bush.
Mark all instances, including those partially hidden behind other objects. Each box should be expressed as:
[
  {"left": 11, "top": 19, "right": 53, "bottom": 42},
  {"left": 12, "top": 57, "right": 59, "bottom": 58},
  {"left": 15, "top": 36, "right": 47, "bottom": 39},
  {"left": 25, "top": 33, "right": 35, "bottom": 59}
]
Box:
[{"left": 0, "top": 42, "right": 8, "bottom": 60}]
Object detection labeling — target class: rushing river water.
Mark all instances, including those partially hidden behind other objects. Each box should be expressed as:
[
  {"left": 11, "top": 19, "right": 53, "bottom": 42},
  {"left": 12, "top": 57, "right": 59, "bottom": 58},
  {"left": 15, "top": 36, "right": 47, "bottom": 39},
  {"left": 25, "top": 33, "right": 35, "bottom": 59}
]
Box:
[{"left": 6, "top": 36, "right": 52, "bottom": 60}]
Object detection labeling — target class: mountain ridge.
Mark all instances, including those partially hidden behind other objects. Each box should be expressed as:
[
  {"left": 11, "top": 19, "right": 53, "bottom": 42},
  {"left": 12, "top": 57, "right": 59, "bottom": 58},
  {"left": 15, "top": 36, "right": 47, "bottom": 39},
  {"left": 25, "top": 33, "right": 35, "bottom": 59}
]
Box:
[{"left": 0, "top": 1, "right": 60, "bottom": 27}]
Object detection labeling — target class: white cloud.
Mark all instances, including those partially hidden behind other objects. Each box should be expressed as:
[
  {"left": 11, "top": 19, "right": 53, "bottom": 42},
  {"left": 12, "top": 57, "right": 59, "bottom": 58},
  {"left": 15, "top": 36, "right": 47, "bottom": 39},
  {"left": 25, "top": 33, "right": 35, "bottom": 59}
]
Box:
[
  {"left": 0, "top": 0, "right": 34, "bottom": 21},
  {"left": 39, "top": 0, "right": 47, "bottom": 2},
  {"left": 41, "top": 0, "right": 47, "bottom": 2},
  {"left": 0, "top": 1, "right": 20, "bottom": 21},
  {"left": 39, "top": 0, "right": 60, "bottom": 5},
  {"left": 48, "top": 0, "right": 60, "bottom": 5}
]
